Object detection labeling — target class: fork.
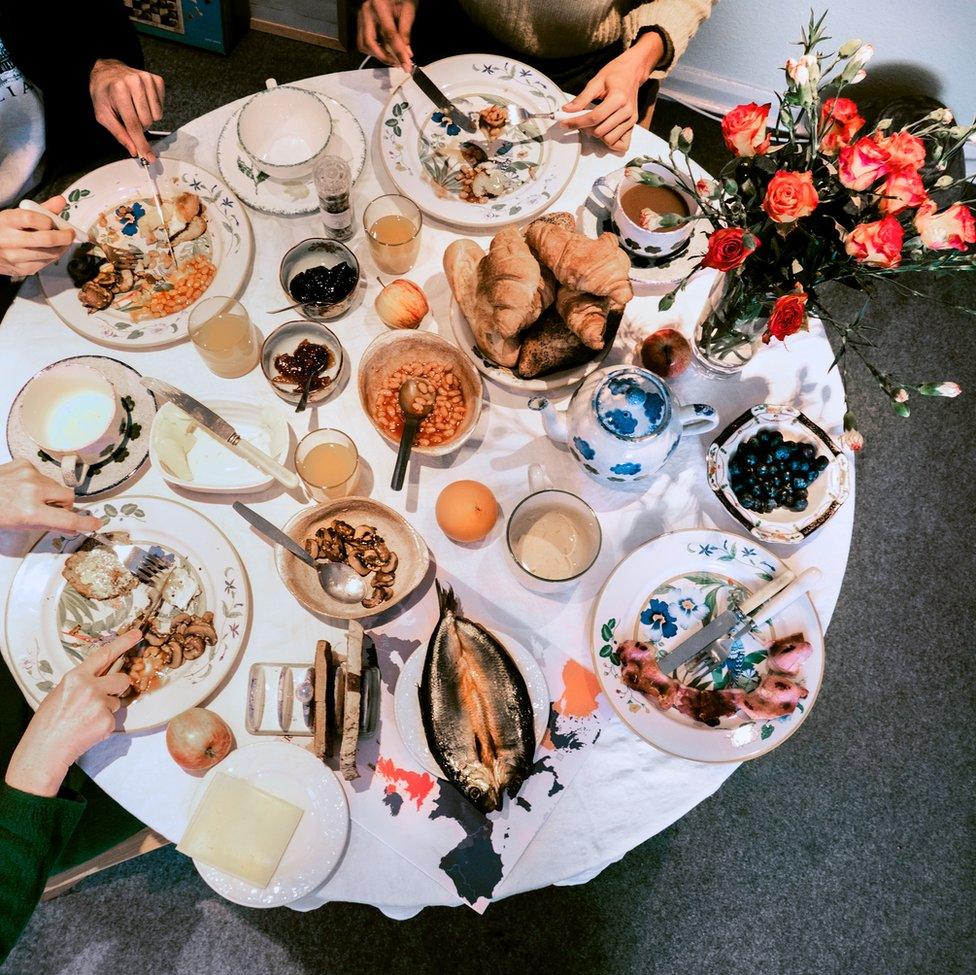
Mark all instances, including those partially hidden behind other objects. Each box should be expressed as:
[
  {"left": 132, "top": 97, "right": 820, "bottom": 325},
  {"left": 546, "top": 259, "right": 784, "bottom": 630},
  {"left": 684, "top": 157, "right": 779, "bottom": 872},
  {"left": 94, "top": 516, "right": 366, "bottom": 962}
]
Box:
[
  {"left": 85, "top": 531, "right": 175, "bottom": 585},
  {"left": 497, "top": 103, "right": 586, "bottom": 129},
  {"left": 684, "top": 567, "right": 823, "bottom": 682}
]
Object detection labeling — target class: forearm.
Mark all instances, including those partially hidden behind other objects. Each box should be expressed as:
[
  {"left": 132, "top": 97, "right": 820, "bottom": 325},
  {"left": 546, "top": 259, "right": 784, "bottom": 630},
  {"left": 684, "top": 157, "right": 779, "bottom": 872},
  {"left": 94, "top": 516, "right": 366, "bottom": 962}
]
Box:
[
  {"left": 0, "top": 783, "right": 84, "bottom": 963},
  {"left": 623, "top": 0, "right": 716, "bottom": 77}
]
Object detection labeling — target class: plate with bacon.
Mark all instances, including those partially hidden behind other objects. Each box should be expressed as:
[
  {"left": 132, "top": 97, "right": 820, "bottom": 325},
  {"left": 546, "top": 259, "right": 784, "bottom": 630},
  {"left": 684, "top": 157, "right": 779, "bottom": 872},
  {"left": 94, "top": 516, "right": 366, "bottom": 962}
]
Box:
[{"left": 590, "top": 528, "right": 824, "bottom": 762}]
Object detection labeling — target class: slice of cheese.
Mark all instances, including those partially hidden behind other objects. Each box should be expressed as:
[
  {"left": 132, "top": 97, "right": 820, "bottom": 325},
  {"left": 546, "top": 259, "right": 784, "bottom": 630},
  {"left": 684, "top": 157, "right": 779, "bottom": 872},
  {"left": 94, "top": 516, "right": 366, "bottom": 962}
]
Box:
[{"left": 177, "top": 772, "right": 304, "bottom": 888}]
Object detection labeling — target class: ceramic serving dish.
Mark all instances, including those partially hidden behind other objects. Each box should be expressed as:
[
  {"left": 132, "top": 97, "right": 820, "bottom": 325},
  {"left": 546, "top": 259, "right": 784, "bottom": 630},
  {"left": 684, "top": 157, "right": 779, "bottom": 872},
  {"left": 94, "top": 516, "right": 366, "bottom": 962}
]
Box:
[
  {"left": 278, "top": 238, "right": 361, "bottom": 322},
  {"left": 261, "top": 320, "right": 344, "bottom": 407},
  {"left": 275, "top": 497, "right": 430, "bottom": 621},
  {"left": 707, "top": 404, "right": 851, "bottom": 545},
  {"left": 150, "top": 400, "right": 290, "bottom": 494},
  {"left": 357, "top": 330, "right": 483, "bottom": 457}
]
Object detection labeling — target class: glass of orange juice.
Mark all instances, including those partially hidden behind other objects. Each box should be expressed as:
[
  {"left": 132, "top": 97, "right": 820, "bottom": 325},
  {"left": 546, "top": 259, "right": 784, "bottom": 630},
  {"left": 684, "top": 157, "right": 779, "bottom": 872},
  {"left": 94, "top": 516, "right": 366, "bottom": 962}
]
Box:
[
  {"left": 295, "top": 428, "right": 360, "bottom": 500},
  {"left": 363, "top": 194, "right": 422, "bottom": 274},
  {"left": 187, "top": 296, "right": 261, "bottom": 378}
]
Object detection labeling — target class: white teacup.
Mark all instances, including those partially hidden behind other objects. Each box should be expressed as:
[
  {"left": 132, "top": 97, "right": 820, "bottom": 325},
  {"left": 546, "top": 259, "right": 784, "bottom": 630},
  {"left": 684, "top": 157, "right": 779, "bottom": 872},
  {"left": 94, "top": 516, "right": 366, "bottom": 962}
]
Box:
[
  {"left": 18, "top": 363, "right": 121, "bottom": 488},
  {"left": 237, "top": 79, "right": 333, "bottom": 182},
  {"left": 612, "top": 161, "right": 698, "bottom": 258},
  {"left": 506, "top": 465, "right": 602, "bottom": 592}
]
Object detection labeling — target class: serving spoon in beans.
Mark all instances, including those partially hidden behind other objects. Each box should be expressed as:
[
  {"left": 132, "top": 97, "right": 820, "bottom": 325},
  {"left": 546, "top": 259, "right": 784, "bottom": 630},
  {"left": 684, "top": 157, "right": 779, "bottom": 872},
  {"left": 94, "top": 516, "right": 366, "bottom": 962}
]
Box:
[{"left": 390, "top": 378, "right": 433, "bottom": 491}]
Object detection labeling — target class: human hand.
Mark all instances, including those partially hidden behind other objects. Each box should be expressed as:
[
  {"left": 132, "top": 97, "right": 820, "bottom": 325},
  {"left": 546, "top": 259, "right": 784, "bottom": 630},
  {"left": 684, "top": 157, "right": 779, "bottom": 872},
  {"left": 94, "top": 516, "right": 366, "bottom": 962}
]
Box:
[
  {"left": 89, "top": 59, "right": 165, "bottom": 162},
  {"left": 562, "top": 33, "right": 664, "bottom": 152},
  {"left": 0, "top": 198, "right": 73, "bottom": 277},
  {"left": 357, "top": 0, "right": 417, "bottom": 72},
  {"left": 5, "top": 630, "right": 141, "bottom": 797},
  {"left": 0, "top": 460, "right": 102, "bottom": 534}
]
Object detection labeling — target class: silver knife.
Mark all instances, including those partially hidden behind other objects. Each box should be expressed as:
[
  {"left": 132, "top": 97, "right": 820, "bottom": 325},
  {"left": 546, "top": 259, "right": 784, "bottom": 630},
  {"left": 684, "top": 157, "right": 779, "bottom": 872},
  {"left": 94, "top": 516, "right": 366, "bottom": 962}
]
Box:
[
  {"left": 410, "top": 66, "right": 477, "bottom": 134},
  {"left": 657, "top": 570, "right": 796, "bottom": 675},
  {"left": 278, "top": 666, "right": 294, "bottom": 732},
  {"left": 141, "top": 378, "right": 300, "bottom": 490},
  {"left": 137, "top": 157, "right": 179, "bottom": 270}
]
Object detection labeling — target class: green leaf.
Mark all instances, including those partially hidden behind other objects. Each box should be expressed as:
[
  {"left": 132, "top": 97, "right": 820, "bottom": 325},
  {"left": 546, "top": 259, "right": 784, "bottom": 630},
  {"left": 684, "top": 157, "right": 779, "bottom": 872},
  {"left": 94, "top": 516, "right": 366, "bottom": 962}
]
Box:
[
  {"left": 601, "top": 621, "right": 614, "bottom": 641},
  {"left": 121, "top": 503, "right": 137, "bottom": 516},
  {"left": 38, "top": 659, "right": 53, "bottom": 674},
  {"left": 68, "top": 189, "right": 81, "bottom": 202},
  {"left": 744, "top": 650, "right": 768, "bottom": 665},
  {"left": 684, "top": 573, "right": 717, "bottom": 586},
  {"left": 599, "top": 645, "right": 612, "bottom": 658},
  {"left": 35, "top": 680, "right": 54, "bottom": 693},
  {"left": 102, "top": 504, "right": 118, "bottom": 518},
  {"left": 658, "top": 292, "right": 676, "bottom": 312},
  {"left": 760, "top": 723, "right": 774, "bottom": 740},
  {"left": 609, "top": 652, "right": 620, "bottom": 667}
]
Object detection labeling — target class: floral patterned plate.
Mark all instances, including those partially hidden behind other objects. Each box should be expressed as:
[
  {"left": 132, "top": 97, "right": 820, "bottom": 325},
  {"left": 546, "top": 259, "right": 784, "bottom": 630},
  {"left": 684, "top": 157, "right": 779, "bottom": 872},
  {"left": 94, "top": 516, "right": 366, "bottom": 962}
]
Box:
[
  {"left": 590, "top": 529, "right": 824, "bottom": 762},
  {"left": 379, "top": 55, "right": 581, "bottom": 228},
  {"left": 39, "top": 157, "right": 253, "bottom": 350},
  {"left": 3, "top": 496, "right": 250, "bottom": 731}
]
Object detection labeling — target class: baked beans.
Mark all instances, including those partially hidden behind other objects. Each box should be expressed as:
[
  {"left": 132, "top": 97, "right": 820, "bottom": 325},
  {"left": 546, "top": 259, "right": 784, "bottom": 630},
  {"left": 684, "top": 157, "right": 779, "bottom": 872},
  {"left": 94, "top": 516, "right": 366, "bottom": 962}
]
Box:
[
  {"left": 373, "top": 361, "right": 468, "bottom": 447},
  {"left": 133, "top": 253, "right": 216, "bottom": 321}
]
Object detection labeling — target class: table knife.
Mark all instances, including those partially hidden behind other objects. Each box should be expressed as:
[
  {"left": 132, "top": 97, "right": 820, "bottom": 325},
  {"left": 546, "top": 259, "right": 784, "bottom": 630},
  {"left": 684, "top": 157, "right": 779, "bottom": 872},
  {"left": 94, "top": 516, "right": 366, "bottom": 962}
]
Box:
[
  {"left": 410, "top": 66, "right": 477, "bottom": 134},
  {"left": 141, "top": 378, "right": 300, "bottom": 490},
  {"left": 137, "top": 156, "right": 179, "bottom": 269},
  {"left": 277, "top": 666, "right": 294, "bottom": 732},
  {"left": 657, "top": 569, "right": 796, "bottom": 675}
]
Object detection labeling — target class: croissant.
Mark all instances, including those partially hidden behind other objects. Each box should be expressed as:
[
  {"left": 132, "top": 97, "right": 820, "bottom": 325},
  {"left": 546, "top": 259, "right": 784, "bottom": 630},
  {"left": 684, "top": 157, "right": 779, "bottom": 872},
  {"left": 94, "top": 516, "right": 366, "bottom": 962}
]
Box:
[
  {"left": 525, "top": 223, "right": 633, "bottom": 308},
  {"left": 555, "top": 286, "right": 611, "bottom": 350},
  {"left": 479, "top": 226, "right": 543, "bottom": 338},
  {"left": 525, "top": 210, "right": 576, "bottom": 235},
  {"left": 443, "top": 239, "right": 520, "bottom": 367}
]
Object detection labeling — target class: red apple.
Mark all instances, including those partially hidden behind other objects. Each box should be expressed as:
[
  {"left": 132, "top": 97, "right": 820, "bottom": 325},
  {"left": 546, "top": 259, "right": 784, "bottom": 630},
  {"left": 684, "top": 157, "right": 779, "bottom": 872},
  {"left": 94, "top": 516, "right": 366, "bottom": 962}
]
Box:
[
  {"left": 166, "top": 708, "right": 234, "bottom": 772},
  {"left": 374, "top": 278, "right": 429, "bottom": 329},
  {"left": 639, "top": 328, "right": 692, "bottom": 378}
]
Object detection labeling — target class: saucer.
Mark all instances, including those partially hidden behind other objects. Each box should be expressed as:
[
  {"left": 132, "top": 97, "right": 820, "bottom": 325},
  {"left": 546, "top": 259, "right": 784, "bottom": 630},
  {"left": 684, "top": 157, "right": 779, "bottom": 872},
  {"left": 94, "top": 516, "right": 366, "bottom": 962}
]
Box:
[
  {"left": 6, "top": 355, "right": 157, "bottom": 498},
  {"left": 579, "top": 168, "right": 709, "bottom": 293},
  {"left": 217, "top": 92, "right": 367, "bottom": 217}
]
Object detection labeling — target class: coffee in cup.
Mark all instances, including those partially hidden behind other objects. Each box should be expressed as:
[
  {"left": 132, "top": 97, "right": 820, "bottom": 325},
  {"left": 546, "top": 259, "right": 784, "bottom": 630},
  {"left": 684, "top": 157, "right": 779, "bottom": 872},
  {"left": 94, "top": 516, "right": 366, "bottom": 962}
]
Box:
[{"left": 613, "top": 161, "right": 698, "bottom": 257}]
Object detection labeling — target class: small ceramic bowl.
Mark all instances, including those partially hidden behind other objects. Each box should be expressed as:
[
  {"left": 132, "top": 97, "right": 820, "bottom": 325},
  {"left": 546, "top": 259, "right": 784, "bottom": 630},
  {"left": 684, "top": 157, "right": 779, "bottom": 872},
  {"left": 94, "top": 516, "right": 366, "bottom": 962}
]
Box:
[
  {"left": 261, "top": 320, "right": 344, "bottom": 407},
  {"left": 357, "top": 330, "right": 483, "bottom": 457},
  {"left": 706, "top": 404, "right": 851, "bottom": 545},
  {"left": 237, "top": 84, "right": 332, "bottom": 181},
  {"left": 278, "top": 239, "right": 360, "bottom": 323},
  {"left": 276, "top": 497, "right": 430, "bottom": 621}
]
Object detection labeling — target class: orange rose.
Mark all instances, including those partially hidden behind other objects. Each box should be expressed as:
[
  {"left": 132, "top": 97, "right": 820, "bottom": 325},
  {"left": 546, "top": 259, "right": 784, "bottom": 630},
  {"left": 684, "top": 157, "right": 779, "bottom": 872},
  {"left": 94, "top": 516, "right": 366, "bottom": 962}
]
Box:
[
  {"left": 837, "top": 136, "right": 890, "bottom": 190},
  {"left": 876, "top": 130, "right": 926, "bottom": 171},
  {"left": 700, "top": 227, "right": 760, "bottom": 271},
  {"left": 878, "top": 167, "right": 928, "bottom": 215},
  {"left": 914, "top": 200, "right": 976, "bottom": 251},
  {"left": 844, "top": 215, "right": 904, "bottom": 268},
  {"left": 762, "top": 288, "right": 808, "bottom": 344},
  {"left": 721, "top": 102, "right": 771, "bottom": 157},
  {"left": 819, "top": 97, "right": 864, "bottom": 155},
  {"left": 762, "top": 170, "right": 819, "bottom": 223}
]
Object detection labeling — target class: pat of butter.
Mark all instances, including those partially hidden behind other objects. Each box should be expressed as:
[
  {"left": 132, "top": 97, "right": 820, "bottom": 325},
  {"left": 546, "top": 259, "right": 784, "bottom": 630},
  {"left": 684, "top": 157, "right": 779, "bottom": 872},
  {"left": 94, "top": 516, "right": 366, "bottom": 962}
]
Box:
[{"left": 178, "top": 772, "right": 303, "bottom": 887}]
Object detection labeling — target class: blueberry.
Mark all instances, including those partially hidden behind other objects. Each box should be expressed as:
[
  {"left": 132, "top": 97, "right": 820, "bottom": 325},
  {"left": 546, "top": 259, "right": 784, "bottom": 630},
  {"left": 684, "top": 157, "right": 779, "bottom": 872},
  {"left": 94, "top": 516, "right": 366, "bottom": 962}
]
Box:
[
  {"left": 729, "top": 458, "right": 743, "bottom": 476},
  {"left": 743, "top": 452, "right": 758, "bottom": 468},
  {"left": 769, "top": 430, "right": 783, "bottom": 445},
  {"left": 756, "top": 430, "right": 772, "bottom": 446},
  {"left": 780, "top": 492, "right": 794, "bottom": 508},
  {"left": 815, "top": 455, "right": 829, "bottom": 471},
  {"left": 761, "top": 499, "right": 777, "bottom": 513},
  {"left": 757, "top": 463, "right": 771, "bottom": 477},
  {"left": 798, "top": 460, "right": 811, "bottom": 473},
  {"left": 791, "top": 496, "right": 809, "bottom": 512},
  {"left": 789, "top": 458, "right": 803, "bottom": 472},
  {"left": 800, "top": 443, "right": 815, "bottom": 460},
  {"left": 769, "top": 475, "right": 782, "bottom": 488},
  {"left": 739, "top": 493, "right": 755, "bottom": 508},
  {"left": 773, "top": 445, "right": 790, "bottom": 462},
  {"left": 791, "top": 475, "right": 807, "bottom": 490}
]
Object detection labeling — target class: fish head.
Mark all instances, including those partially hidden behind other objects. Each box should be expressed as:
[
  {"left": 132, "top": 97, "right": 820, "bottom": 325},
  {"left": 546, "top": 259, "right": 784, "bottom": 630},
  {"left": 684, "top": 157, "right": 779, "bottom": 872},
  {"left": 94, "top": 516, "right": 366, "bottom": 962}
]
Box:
[{"left": 456, "top": 764, "right": 501, "bottom": 814}]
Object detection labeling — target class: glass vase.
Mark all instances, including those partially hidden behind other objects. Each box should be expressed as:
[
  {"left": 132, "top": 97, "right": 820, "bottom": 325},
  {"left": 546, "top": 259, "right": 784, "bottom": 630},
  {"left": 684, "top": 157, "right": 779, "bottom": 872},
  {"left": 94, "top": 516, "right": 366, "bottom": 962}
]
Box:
[{"left": 692, "top": 276, "right": 768, "bottom": 377}]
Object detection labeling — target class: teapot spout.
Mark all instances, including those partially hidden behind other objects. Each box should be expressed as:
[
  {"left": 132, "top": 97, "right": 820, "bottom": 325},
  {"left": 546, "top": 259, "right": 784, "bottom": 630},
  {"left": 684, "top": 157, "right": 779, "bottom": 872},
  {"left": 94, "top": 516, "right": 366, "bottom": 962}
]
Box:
[{"left": 528, "top": 396, "right": 569, "bottom": 445}]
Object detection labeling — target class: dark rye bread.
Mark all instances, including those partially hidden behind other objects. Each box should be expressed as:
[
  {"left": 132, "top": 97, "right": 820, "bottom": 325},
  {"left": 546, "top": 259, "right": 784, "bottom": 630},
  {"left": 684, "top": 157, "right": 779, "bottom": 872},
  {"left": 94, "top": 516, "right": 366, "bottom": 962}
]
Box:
[{"left": 514, "top": 306, "right": 623, "bottom": 379}]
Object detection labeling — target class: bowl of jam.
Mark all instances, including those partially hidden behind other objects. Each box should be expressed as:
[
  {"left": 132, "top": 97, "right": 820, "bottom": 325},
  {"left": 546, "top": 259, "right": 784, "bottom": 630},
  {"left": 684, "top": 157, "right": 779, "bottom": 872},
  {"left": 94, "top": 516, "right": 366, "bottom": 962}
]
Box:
[
  {"left": 261, "top": 320, "right": 344, "bottom": 407},
  {"left": 279, "top": 238, "right": 361, "bottom": 322}
]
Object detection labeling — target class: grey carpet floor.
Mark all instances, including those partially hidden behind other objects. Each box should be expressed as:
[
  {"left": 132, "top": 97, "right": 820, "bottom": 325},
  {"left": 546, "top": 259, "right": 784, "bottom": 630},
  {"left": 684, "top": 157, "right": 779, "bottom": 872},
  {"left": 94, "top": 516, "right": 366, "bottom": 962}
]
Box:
[{"left": 3, "top": 30, "right": 974, "bottom": 975}]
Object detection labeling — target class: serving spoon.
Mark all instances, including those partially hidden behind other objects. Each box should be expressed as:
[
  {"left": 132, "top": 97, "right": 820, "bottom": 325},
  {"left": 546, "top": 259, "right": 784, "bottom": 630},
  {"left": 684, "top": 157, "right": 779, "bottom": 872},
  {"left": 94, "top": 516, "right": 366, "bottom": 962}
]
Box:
[
  {"left": 390, "top": 378, "right": 433, "bottom": 491},
  {"left": 233, "top": 502, "right": 366, "bottom": 604}
]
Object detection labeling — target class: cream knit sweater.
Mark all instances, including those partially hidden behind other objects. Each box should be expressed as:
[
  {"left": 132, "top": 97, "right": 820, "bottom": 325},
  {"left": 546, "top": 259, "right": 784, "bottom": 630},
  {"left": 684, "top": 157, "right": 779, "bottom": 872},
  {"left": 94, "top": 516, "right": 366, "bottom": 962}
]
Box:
[{"left": 456, "top": 0, "right": 716, "bottom": 75}]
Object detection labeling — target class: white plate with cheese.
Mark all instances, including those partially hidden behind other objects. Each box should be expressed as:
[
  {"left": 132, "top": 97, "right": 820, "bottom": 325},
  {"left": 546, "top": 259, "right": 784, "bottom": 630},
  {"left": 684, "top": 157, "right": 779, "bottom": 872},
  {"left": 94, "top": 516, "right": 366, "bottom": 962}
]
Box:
[
  {"left": 180, "top": 741, "right": 350, "bottom": 907},
  {"left": 150, "top": 399, "right": 290, "bottom": 493}
]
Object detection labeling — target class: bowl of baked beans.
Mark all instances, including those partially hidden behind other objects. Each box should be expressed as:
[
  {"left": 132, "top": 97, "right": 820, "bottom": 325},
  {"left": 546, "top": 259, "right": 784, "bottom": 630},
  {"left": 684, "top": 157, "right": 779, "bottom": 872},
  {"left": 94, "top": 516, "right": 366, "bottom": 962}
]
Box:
[{"left": 358, "top": 331, "right": 483, "bottom": 456}]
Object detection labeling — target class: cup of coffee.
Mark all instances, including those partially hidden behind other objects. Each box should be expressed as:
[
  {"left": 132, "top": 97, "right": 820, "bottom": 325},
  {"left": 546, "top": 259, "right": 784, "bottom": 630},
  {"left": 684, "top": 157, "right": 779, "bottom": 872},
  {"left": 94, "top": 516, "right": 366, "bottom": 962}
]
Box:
[
  {"left": 18, "top": 363, "right": 121, "bottom": 488},
  {"left": 613, "top": 161, "right": 698, "bottom": 257},
  {"left": 506, "top": 465, "right": 602, "bottom": 591}
]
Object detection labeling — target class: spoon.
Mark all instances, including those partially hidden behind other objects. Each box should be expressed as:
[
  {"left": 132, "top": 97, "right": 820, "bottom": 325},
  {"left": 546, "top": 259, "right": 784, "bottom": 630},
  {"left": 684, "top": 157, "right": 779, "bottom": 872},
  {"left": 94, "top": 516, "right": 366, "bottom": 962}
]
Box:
[
  {"left": 233, "top": 502, "right": 366, "bottom": 604},
  {"left": 295, "top": 360, "right": 326, "bottom": 414},
  {"left": 268, "top": 301, "right": 303, "bottom": 314},
  {"left": 390, "top": 378, "right": 433, "bottom": 491}
]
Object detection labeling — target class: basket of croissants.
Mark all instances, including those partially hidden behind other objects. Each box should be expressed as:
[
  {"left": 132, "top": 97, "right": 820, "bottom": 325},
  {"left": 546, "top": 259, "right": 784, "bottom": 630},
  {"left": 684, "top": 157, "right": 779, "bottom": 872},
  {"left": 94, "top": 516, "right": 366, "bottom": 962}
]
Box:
[{"left": 444, "top": 212, "right": 634, "bottom": 384}]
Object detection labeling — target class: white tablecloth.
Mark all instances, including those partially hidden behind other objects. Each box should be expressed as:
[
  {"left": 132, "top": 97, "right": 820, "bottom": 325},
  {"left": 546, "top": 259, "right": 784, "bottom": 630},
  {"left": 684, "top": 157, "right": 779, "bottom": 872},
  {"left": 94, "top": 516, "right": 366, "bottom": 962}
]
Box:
[{"left": 0, "top": 68, "right": 853, "bottom": 918}]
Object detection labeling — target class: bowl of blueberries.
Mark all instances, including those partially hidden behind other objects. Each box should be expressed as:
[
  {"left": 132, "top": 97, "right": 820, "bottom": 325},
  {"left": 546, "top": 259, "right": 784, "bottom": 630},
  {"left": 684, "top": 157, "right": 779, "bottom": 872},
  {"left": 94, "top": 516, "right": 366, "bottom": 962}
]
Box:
[
  {"left": 707, "top": 404, "right": 851, "bottom": 545},
  {"left": 279, "top": 238, "right": 362, "bottom": 322}
]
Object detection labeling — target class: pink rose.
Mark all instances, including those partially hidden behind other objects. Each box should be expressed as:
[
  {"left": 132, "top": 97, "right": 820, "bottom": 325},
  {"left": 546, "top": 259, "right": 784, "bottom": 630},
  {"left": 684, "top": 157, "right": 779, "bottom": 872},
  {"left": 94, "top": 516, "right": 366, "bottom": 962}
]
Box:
[
  {"left": 844, "top": 215, "right": 904, "bottom": 268},
  {"left": 914, "top": 200, "right": 976, "bottom": 251},
  {"left": 878, "top": 167, "right": 928, "bottom": 215},
  {"left": 876, "top": 130, "right": 926, "bottom": 171},
  {"left": 838, "top": 136, "right": 890, "bottom": 190},
  {"left": 721, "top": 103, "right": 771, "bottom": 157},
  {"left": 762, "top": 170, "right": 819, "bottom": 223},
  {"left": 819, "top": 97, "right": 864, "bottom": 155}
]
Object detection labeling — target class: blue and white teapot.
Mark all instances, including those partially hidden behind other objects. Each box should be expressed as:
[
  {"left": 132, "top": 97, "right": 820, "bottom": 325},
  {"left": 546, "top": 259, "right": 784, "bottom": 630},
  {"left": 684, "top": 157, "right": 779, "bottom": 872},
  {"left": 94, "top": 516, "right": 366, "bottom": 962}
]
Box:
[{"left": 529, "top": 366, "right": 718, "bottom": 486}]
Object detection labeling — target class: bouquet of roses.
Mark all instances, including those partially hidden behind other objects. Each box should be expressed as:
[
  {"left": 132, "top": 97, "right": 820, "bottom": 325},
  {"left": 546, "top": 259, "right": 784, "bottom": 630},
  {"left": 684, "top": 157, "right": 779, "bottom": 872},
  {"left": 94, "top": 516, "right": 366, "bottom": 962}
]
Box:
[{"left": 629, "top": 12, "right": 975, "bottom": 440}]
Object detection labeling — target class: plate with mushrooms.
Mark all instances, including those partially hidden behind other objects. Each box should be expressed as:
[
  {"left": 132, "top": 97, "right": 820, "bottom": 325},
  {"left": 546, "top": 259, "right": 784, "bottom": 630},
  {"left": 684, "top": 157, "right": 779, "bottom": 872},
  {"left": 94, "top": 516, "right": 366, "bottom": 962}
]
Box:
[
  {"left": 276, "top": 498, "right": 430, "bottom": 621},
  {"left": 3, "top": 496, "right": 251, "bottom": 731}
]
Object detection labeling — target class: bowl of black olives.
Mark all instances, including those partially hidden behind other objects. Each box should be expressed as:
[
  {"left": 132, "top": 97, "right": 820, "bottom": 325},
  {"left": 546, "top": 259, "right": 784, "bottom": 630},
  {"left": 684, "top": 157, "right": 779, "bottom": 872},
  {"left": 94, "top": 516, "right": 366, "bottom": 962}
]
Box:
[
  {"left": 706, "top": 404, "right": 851, "bottom": 544},
  {"left": 279, "top": 238, "right": 361, "bottom": 322}
]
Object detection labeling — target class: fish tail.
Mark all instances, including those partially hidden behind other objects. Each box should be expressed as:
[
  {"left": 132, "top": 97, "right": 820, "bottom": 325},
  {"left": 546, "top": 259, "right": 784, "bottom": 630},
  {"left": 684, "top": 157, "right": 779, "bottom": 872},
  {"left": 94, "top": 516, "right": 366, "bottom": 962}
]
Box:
[{"left": 435, "top": 580, "right": 462, "bottom": 619}]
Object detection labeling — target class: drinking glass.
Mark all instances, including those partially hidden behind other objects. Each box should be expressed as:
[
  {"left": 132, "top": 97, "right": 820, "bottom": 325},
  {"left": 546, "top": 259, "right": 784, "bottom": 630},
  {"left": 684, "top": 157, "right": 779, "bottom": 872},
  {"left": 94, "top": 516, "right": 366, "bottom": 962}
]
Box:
[
  {"left": 188, "top": 297, "right": 260, "bottom": 378},
  {"left": 363, "top": 194, "right": 422, "bottom": 274},
  {"left": 295, "top": 428, "right": 360, "bottom": 501}
]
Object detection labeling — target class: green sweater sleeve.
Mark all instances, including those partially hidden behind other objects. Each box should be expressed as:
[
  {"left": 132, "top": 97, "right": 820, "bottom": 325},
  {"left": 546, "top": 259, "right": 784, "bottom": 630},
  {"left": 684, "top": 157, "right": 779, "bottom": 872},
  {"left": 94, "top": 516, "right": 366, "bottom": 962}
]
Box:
[{"left": 0, "top": 783, "right": 85, "bottom": 963}]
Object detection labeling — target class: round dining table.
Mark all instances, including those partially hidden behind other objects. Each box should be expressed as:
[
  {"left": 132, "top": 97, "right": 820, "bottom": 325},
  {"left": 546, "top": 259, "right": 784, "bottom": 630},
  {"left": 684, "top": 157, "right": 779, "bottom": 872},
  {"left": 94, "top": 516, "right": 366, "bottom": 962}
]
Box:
[{"left": 0, "top": 67, "right": 854, "bottom": 918}]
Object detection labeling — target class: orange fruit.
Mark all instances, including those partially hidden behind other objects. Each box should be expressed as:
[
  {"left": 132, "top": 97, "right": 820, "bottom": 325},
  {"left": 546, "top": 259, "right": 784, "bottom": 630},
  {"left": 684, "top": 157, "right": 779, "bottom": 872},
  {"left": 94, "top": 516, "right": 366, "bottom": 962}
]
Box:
[{"left": 435, "top": 480, "right": 499, "bottom": 542}]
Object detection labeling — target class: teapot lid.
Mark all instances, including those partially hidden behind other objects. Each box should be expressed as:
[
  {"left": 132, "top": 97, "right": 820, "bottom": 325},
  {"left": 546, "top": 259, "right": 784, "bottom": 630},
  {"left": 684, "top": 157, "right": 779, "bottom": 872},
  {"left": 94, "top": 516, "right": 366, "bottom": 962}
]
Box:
[{"left": 593, "top": 368, "right": 670, "bottom": 440}]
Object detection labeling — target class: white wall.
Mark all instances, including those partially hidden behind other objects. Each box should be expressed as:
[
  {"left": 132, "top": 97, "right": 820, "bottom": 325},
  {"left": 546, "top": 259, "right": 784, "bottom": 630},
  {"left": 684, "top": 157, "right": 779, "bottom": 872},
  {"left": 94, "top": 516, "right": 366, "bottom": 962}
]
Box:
[
  {"left": 668, "top": 0, "right": 975, "bottom": 123},
  {"left": 250, "top": 0, "right": 339, "bottom": 39}
]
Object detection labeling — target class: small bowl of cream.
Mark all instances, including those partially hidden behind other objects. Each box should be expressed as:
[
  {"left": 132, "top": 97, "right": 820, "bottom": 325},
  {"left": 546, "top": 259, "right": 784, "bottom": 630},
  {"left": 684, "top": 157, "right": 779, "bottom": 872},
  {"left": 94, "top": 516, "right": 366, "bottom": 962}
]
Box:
[{"left": 150, "top": 399, "right": 290, "bottom": 493}]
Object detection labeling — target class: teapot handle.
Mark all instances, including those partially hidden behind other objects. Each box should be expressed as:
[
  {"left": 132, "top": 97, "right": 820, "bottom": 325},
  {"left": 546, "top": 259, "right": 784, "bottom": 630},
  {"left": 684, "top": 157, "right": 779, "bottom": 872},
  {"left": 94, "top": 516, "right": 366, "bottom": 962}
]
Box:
[{"left": 677, "top": 403, "right": 719, "bottom": 436}]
